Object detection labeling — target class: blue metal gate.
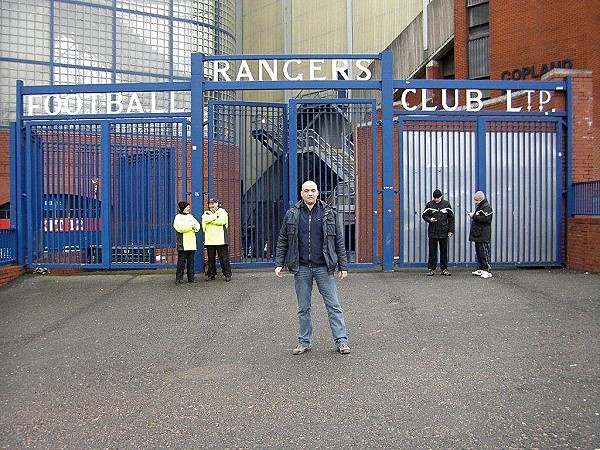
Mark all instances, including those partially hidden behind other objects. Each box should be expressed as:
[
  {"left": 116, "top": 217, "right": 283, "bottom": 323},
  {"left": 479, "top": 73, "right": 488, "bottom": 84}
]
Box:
[
  {"left": 25, "top": 119, "right": 188, "bottom": 269},
  {"left": 207, "top": 101, "right": 286, "bottom": 266},
  {"left": 14, "top": 52, "right": 571, "bottom": 271},
  {"left": 205, "top": 99, "right": 379, "bottom": 267},
  {"left": 396, "top": 116, "right": 562, "bottom": 267},
  {"left": 288, "top": 99, "right": 378, "bottom": 266}
]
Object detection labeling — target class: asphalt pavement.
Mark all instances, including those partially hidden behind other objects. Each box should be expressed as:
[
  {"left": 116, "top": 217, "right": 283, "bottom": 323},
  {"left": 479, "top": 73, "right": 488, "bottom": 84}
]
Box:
[{"left": 0, "top": 267, "right": 599, "bottom": 449}]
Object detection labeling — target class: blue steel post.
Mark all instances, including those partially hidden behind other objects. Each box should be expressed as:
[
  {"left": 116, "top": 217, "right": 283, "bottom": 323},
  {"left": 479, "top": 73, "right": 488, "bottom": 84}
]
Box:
[
  {"left": 288, "top": 100, "right": 298, "bottom": 206},
  {"left": 100, "top": 121, "right": 111, "bottom": 268},
  {"left": 476, "top": 117, "right": 487, "bottom": 192},
  {"left": 14, "top": 81, "right": 24, "bottom": 265},
  {"left": 380, "top": 51, "right": 394, "bottom": 271},
  {"left": 191, "top": 53, "right": 205, "bottom": 272},
  {"left": 396, "top": 118, "right": 404, "bottom": 267}
]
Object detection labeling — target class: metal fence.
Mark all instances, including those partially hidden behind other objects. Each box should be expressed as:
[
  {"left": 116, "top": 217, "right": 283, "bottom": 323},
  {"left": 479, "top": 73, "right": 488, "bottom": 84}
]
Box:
[
  {"left": 572, "top": 180, "right": 600, "bottom": 215},
  {"left": 0, "top": 228, "right": 17, "bottom": 266}
]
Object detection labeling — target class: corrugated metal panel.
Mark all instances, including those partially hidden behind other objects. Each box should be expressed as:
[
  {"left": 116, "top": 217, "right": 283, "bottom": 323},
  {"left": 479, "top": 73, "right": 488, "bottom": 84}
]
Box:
[
  {"left": 397, "top": 118, "right": 561, "bottom": 267},
  {"left": 487, "top": 121, "right": 559, "bottom": 264},
  {"left": 400, "top": 119, "right": 477, "bottom": 265}
]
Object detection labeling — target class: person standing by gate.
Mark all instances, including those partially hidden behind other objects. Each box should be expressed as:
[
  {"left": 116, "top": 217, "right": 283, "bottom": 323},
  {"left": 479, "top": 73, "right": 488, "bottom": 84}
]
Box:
[
  {"left": 274, "top": 180, "right": 351, "bottom": 356},
  {"left": 173, "top": 201, "right": 200, "bottom": 284},
  {"left": 468, "top": 190, "right": 494, "bottom": 279},
  {"left": 422, "top": 189, "right": 455, "bottom": 276},
  {"left": 202, "top": 198, "right": 232, "bottom": 282}
]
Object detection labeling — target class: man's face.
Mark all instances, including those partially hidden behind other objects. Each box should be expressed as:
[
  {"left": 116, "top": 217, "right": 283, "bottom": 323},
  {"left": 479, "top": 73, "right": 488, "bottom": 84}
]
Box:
[
  {"left": 300, "top": 182, "right": 319, "bottom": 207},
  {"left": 434, "top": 197, "right": 442, "bottom": 204},
  {"left": 209, "top": 201, "right": 218, "bottom": 211},
  {"left": 183, "top": 205, "right": 191, "bottom": 214}
]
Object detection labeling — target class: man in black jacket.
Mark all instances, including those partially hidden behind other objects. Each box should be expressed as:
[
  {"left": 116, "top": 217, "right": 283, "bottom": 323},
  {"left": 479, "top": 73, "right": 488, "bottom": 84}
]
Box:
[
  {"left": 274, "top": 180, "right": 350, "bottom": 356},
  {"left": 468, "top": 190, "right": 494, "bottom": 279},
  {"left": 422, "top": 189, "right": 455, "bottom": 276}
]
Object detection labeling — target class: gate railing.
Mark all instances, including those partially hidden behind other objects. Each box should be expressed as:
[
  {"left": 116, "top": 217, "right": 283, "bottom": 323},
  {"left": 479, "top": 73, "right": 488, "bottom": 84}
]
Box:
[
  {"left": 572, "top": 180, "right": 600, "bottom": 215},
  {"left": 0, "top": 228, "right": 17, "bottom": 266}
]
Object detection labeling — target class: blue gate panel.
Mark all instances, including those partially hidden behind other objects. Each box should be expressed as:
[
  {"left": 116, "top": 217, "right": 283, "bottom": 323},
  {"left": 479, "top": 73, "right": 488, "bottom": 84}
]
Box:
[
  {"left": 109, "top": 121, "right": 181, "bottom": 267},
  {"left": 208, "top": 101, "right": 286, "bottom": 265},
  {"left": 399, "top": 119, "right": 477, "bottom": 266},
  {"left": 289, "top": 99, "right": 378, "bottom": 266},
  {"left": 487, "top": 120, "right": 560, "bottom": 265},
  {"left": 25, "top": 120, "right": 185, "bottom": 268},
  {"left": 397, "top": 117, "right": 561, "bottom": 267},
  {"left": 27, "top": 123, "right": 103, "bottom": 266}
]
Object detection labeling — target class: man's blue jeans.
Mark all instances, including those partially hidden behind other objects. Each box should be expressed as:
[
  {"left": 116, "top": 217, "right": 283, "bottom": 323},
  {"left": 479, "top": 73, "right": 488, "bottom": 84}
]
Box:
[{"left": 294, "top": 265, "right": 348, "bottom": 347}]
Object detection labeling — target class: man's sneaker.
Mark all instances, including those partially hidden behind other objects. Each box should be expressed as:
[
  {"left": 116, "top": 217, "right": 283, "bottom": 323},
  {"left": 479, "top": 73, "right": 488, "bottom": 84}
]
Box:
[
  {"left": 480, "top": 270, "right": 493, "bottom": 279},
  {"left": 205, "top": 275, "right": 215, "bottom": 281},
  {"left": 471, "top": 269, "right": 483, "bottom": 276},
  {"left": 442, "top": 269, "right": 451, "bottom": 276},
  {"left": 426, "top": 269, "right": 435, "bottom": 276},
  {"left": 292, "top": 344, "right": 311, "bottom": 355},
  {"left": 225, "top": 275, "right": 231, "bottom": 282},
  {"left": 337, "top": 343, "right": 351, "bottom": 355}
]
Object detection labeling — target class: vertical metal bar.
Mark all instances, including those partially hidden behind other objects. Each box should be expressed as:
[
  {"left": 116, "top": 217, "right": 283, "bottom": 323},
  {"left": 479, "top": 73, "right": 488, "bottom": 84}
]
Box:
[
  {"left": 101, "top": 121, "right": 111, "bottom": 268},
  {"left": 289, "top": 100, "right": 298, "bottom": 206}
]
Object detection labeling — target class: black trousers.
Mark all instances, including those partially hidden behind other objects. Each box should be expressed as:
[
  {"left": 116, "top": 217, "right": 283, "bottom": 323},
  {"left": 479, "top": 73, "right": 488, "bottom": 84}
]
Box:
[
  {"left": 428, "top": 237, "right": 448, "bottom": 271},
  {"left": 474, "top": 241, "right": 492, "bottom": 272},
  {"left": 176, "top": 250, "right": 195, "bottom": 282},
  {"left": 205, "top": 245, "right": 232, "bottom": 277}
]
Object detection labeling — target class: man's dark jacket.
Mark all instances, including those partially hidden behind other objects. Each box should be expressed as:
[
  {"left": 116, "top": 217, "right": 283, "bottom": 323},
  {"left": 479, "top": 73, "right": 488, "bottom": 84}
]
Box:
[
  {"left": 422, "top": 199, "right": 455, "bottom": 239},
  {"left": 469, "top": 198, "right": 493, "bottom": 242},
  {"left": 274, "top": 199, "right": 348, "bottom": 274}
]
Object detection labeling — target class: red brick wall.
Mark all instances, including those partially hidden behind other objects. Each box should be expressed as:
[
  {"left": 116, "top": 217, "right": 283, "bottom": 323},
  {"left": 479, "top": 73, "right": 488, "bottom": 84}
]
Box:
[
  {"left": 0, "top": 265, "right": 23, "bottom": 287},
  {"left": 567, "top": 217, "right": 600, "bottom": 273}
]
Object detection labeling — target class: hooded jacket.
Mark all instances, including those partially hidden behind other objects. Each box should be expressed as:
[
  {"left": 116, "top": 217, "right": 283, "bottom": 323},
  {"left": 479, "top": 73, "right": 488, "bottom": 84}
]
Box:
[
  {"left": 469, "top": 198, "right": 493, "bottom": 242},
  {"left": 274, "top": 199, "right": 348, "bottom": 274},
  {"left": 173, "top": 213, "right": 200, "bottom": 251}
]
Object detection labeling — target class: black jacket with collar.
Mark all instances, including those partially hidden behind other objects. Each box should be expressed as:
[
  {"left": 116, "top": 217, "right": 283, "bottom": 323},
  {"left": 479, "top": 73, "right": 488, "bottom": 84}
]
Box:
[
  {"left": 469, "top": 198, "right": 493, "bottom": 242},
  {"left": 422, "top": 199, "right": 455, "bottom": 239},
  {"left": 274, "top": 199, "right": 348, "bottom": 274}
]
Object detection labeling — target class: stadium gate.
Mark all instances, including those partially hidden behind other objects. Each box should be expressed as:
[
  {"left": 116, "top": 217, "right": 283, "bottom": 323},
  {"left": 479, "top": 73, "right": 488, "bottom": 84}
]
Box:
[{"left": 12, "top": 52, "right": 569, "bottom": 271}]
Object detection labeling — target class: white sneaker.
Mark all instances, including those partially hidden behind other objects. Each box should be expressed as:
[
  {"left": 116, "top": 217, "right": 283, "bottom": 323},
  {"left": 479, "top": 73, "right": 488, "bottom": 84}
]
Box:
[
  {"left": 480, "top": 270, "right": 493, "bottom": 279},
  {"left": 471, "top": 269, "right": 483, "bottom": 276}
]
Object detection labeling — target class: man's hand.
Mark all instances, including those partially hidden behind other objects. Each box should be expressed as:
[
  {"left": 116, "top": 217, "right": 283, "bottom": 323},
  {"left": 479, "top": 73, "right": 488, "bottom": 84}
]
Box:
[
  {"left": 275, "top": 266, "right": 283, "bottom": 278},
  {"left": 448, "top": 232, "right": 453, "bottom": 237},
  {"left": 338, "top": 270, "right": 348, "bottom": 280}
]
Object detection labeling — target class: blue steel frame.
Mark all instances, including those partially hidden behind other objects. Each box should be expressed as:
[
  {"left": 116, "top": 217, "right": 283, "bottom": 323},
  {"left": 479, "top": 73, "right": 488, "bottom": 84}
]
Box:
[
  {"left": 395, "top": 114, "right": 564, "bottom": 267},
  {"left": 12, "top": 51, "right": 573, "bottom": 271}
]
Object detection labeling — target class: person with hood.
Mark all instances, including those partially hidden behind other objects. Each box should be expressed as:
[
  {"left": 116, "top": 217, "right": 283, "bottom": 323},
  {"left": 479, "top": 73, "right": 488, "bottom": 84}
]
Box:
[
  {"left": 422, "top": 188, "right": 455, "bottom": 276},
  {"left": 173, "top": 201, "right": 200, "bottom": 284},
  {"left": 468, "top": 190, "right": 494, "bottom": 279},
  {"left": 274, "top": 180, "right": 351, "bottom": 356},
  {"left": 202, "top": 198, "right": 232, "bottom": 282}
]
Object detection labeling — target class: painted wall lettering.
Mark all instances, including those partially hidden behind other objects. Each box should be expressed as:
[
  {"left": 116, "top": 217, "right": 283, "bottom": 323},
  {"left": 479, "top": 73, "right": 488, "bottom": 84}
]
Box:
[{"left": 501, "top": 59, "right": 573, "bottom": 80}]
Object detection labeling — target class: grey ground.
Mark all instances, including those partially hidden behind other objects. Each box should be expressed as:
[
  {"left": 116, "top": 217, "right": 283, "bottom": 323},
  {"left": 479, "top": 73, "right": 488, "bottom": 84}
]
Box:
[{"left": 0, "top": 267, "right": 598, "bottom": 449}]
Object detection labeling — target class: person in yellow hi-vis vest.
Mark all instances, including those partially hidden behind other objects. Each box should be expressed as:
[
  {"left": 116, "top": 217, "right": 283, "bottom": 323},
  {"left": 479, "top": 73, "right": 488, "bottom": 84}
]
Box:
[
  {"left": 202, "top": 198, "right": 232, "bottom": 282},
  {"left": 173, "top": 201, "right": 200, "bottom": 284}
]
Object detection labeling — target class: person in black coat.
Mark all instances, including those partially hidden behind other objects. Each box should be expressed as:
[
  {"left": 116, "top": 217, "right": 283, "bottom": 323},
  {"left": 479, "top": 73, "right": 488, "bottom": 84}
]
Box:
[
  {"left": 468, "top": 190, "right": 494, "bottom": 278},
  {"left": 422, "top": 189, "right": 455, "bottom": 276}
]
